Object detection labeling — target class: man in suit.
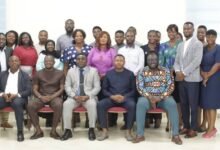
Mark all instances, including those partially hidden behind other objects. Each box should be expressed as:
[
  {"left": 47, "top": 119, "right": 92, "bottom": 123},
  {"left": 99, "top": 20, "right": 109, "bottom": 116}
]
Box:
[
  {"left": 27, "top": 55, "right": 65, "bottom": 140},
  {"left": 61, "top": 53, "right": 101, "bottom": 141},
  {"left": 97, "top": 54, "right": 136, "bottom": 141},
  {"left": 0, "top": 33, "right": 14, "bottom": 129},
  {"left": 0, "top": 56, "right": 31, "bottom": 141},
  {"left": 174, "top": 22, "right": 203, "bottom": 138}
]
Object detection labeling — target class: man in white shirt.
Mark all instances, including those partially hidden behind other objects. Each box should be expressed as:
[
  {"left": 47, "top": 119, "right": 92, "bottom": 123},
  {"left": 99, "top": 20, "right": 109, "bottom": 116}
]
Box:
[
  {"left": 35, "top": 30, "right": 48, "bottom": 55},
  {"left": 0, "top": 56, "right": 31, "bottom": 141},
  {"left": 118, "top": 31, "right": 144, "bottom": 76}
]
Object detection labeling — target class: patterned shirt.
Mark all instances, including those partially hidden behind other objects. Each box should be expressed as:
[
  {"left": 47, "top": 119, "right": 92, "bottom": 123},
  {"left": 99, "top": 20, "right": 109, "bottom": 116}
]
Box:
[
  {"left": 136, "top": 66, "right": 174, "bottom": 98},
  {"left": 60, "top": 44, "right": 92, "bottom": 68},
  {"left": 159, "top": 41, "right": 181, "bottom": 70}
]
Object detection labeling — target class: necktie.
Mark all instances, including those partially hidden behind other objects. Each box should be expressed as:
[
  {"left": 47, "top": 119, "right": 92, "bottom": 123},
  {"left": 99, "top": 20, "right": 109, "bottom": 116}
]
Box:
[{"left": 79, "top": 68, "right": 85, "bottom": 96}]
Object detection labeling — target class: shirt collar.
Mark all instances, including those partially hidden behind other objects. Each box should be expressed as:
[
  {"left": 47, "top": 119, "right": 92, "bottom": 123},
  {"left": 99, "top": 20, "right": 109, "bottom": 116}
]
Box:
[
  {"left": 77, "top": 66, "right": 88, "bottom": 71},
  {"left": 8, "top": 69, "right": 20, "bottom": 75},
  {"left": 185, "top": 36, "right": 193, "bottom": 42},
  {"left": 125, "top": 44, "right": 135, "bottom": 49}
]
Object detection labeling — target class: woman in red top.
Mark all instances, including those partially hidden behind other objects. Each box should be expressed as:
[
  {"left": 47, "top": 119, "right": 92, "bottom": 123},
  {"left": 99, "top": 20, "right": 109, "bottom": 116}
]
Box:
[{"left": 13, "top": 32, "right": 38, "bottom": 77}]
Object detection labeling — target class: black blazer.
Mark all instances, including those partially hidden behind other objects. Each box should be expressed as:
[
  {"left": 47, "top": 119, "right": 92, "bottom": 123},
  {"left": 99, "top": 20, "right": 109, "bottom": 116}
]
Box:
[
  {"left": 0, "top": 47, "right": 13, "bottom": 72},
  {"left": 0, "top": 70, "right": 32, "bottom": 101}
]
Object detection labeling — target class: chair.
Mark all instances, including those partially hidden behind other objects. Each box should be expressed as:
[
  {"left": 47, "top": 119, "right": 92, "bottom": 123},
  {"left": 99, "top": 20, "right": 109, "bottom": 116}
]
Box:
[
  {"left": 70, "top": 106, "right": 88, "bottom": 129},
  {"left": 1, "top": 107, "right": 14, "bottom": 112},
  {"left": 108, "top": 107, "right": 127, "bottom": 113},
  {"left": 73, "top": 106, "right": 87, "bottom": 113},
  {"left": 147, "top": 108, "right": 171, "bottom": 138},
  {"left": 38, "top": 105, "right": 54, "bottom": 113},
  {"left": 107, "top": 107, "right": 127, "bottom": 128}
]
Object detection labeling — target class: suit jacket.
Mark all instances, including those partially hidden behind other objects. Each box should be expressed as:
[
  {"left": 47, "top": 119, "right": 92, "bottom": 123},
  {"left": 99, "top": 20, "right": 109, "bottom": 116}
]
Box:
[
  {"left": 0, "top": 46, "right": 13, "bottom": 72},
  {"left": 0, "top": 70, "right": 32, "bottom": 101},
  {"left": 174, "top": 37, "right": 203, "bottom": 82},
  {"left": 65, "top": 66, "right": 101, "bottom": 99}
]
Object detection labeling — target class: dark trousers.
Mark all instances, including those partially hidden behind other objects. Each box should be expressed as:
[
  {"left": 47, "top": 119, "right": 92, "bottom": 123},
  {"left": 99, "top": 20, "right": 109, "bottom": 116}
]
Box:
[
  {"left": 0, "top": 97, "right": 25, "bottom": 131},
  {"left": 178, "top": 81, "right": 199, "bottom": 130},
  {"left": 97, "top": 98, "right": 136, "bottom": 129},
  {"left": 27, "top": 97, "right": 62, "bottom": 130}
]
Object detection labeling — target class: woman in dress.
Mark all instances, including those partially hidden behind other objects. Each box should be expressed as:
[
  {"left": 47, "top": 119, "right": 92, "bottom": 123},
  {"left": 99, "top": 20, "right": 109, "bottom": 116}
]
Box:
[
  {"left": 88, "top": 31, "right": 116, "bottom": 80},
  {"left": 159, "top": 24, "right": 182, "bottom": 131},
  {"left": 13, "top": 32, "right": 38, "bottom": 77},
  {"left": 200, "top": 29, "right": 220, "bottom": 138},
  {"left": 88, "top": 31, "right": 116, "bottom": 101},
  {"left": 60, "top": 29, "right": 92, "bottom": 76}
]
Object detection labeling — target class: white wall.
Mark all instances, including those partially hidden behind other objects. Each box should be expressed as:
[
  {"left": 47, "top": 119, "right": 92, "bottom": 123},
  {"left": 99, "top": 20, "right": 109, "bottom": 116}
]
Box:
[
  {"left": 6, "top": 0, "right": 186, "bottom": 44},
  {"left": 0, "top": 0, "right": 6, "bottom": 32},
  {"left": 186, "top": 0, "right": 220, "bottom": 43}
]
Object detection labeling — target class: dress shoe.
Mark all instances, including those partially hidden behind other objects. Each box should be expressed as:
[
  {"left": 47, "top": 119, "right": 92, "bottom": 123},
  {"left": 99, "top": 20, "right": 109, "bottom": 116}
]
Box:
[
  {"left": 1, "top": 122, "right": 13, "bottom": 129},
  {"left": 154, "top": 119, "right": 161, "bottom": 128},
  {"left": 17, "top": 131, "right": 24, "bottom": 142},
  {"left": 60, "top": 129, "right": 72, "bottom": 141},
  {"left": 179, "top": 128, "right": 189, "bottom": 135},
  {"left": 30, "top": 131, "right": 44, "bottom": 140},
  {"left": 97, "top": 132, "right": 108, "bottom": 141},
  {"left": 132, "top": 136, "right": 145, "bottom": 143},
  {"left": 50, "top": 131, "right": 61, "bottom": 139},
  {"left": 88, "top": 128, "right": 96, "bottom": 141},
  {"left": 172, "top": 135, "right": 182, "bottom": 145},
  {"left": 184, "top": 130, "right": 197, "bottom": 138}
]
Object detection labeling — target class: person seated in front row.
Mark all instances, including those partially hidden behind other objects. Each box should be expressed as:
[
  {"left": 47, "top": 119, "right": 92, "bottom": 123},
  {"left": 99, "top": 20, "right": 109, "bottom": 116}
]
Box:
[
  {"left": 97, "top": 54, "right": 136, "bottom": 141},
  {"left": 0, "top": 56, "right": 31, "bottom": 142},
  {"left": 27, "top": 55, "right": 65, "bottom": 139},
  {"left": 61, "top": 53, "right": 101, "bottom": 141},
  {"left": 133, "top": 51, "right": 182, "bottom": 145}
]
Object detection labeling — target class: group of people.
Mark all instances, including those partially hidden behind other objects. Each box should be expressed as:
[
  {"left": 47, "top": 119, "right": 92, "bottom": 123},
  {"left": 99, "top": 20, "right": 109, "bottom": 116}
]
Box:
[{"left": 0, "top": 19, "right": 220, "bottom": 146}]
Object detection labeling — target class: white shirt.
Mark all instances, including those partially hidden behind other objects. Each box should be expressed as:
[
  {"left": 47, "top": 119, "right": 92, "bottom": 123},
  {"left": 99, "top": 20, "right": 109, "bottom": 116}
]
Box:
[
  {"left": 35, "top": 43, "right": 45, "bottom": 55},
  {"left": 183, "top": 37, "right": 193, "bottom": 57},
  {"left": 4, "top": 70, "right": 19, "bottom": 94},
  {"left": 118, "top": 45, "right": 144, "bottom": 75},
  {"left": 0, "top": 47, "right": 7, "bottom": 72}
]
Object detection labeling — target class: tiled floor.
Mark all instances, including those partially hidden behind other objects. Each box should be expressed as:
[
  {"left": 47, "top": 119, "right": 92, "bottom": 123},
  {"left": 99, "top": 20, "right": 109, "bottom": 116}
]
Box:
[{"left": 0, "top": 113, "right": 220, "bottom": 150}]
